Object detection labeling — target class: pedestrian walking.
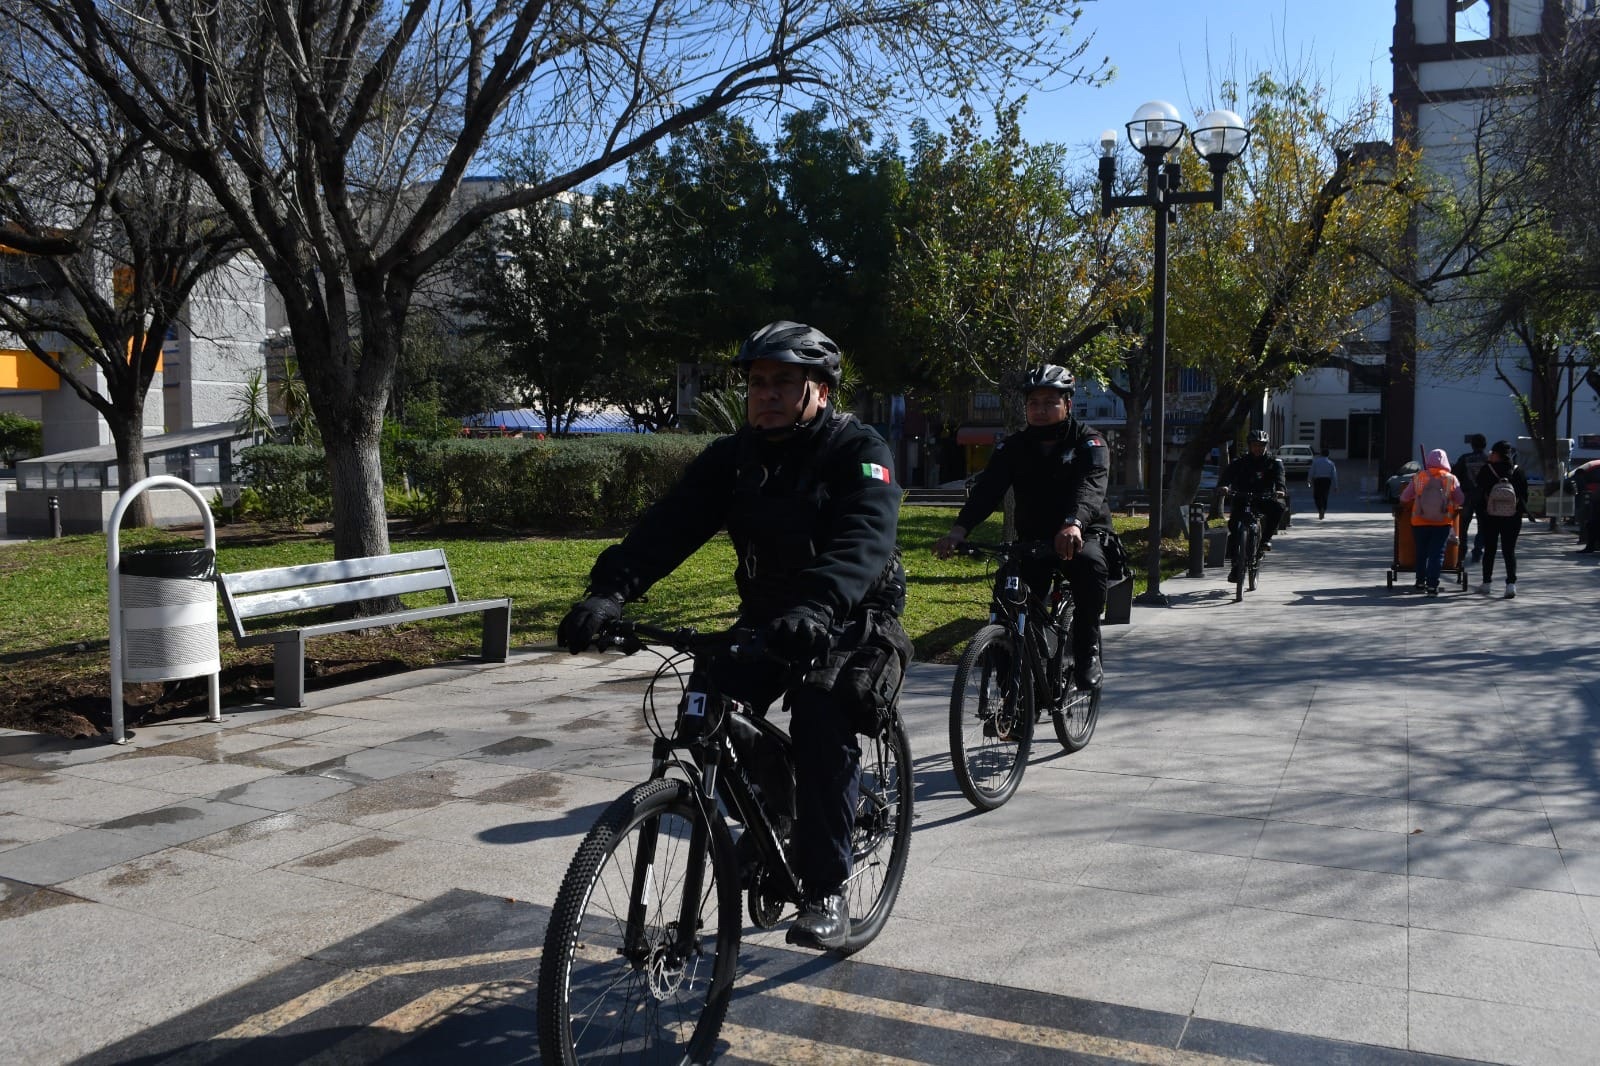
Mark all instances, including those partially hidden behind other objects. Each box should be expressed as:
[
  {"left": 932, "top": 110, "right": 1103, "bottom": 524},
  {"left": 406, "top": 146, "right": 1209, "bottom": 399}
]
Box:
[
  {"left": 1475, "top": 440, "right": 1528, "bottom": 598},
  {"left": 1399, "top": 448, "right": 1465, "bottom": 597},
  {"left": 1576, "top": 462, "right": 1600, "bottom": 553},
  {"left": 1309, "top": 448, "right": 1338, "bottom": 519},
  {"left": 1453, "top": 434, "right": 1490, "bottom": 561}
]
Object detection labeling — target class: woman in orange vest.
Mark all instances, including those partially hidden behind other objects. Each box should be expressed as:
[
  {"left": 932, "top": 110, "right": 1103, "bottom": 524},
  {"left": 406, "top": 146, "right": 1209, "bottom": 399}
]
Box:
[{"left": 1398, "top": 448, "right": 1465, "bottom": 597}]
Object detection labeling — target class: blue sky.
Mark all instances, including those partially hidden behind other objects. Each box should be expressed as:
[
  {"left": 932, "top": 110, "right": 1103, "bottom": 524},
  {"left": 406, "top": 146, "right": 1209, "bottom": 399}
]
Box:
[{"left": 1016, "top": 0, "right": 1399, "bottom": 151}]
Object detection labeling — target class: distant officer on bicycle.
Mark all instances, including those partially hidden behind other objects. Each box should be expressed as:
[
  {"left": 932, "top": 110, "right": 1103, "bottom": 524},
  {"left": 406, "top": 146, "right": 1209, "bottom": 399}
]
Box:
[
  {"left": 1218, "top": 429, "right": 1287, "bottom": 582},
  {"left": 932, "top": 364, "right": 1111, "bottom": 689},
  {"left": 556, "top": 321, "right": 905, "bottom": 952}
]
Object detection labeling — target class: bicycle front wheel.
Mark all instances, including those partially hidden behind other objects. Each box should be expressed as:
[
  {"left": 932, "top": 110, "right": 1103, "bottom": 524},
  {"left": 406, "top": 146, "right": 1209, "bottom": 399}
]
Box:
[
  {"left": 1236, "top": 526, "right": 1255, "bottom": 601},
  {"left": 538, "top": 778, "right": 741, "bottom": 1066},
  {"left": 949, "top": 624, "right": 1032, "bottom": 811},
  {"left": 841, "top": 714, "right": 914, "bottom": 953}
]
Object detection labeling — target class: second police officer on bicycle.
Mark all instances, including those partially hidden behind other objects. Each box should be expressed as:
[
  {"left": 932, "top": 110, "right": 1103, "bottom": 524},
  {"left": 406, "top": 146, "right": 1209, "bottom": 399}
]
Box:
[
  {"left": 1218, "top": 429, "right": 1287, "bottom": 583},
  {"left": 556, "top": 321, "right": 907, "bottom": 952},
  {"left": 933, "top": 364, "right": 1112, "bottom": 689}
]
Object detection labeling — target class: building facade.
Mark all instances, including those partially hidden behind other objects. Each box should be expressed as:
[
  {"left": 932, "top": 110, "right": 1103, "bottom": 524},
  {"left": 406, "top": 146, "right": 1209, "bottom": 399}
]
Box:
[{"left": 1273, "top": 1, "right": 1599, "bottom": 484}]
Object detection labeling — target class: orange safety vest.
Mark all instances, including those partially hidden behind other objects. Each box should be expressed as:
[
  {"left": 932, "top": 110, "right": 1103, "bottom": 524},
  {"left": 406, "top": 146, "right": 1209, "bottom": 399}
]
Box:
[{"left": 1409, "top": 468, "right": 1460, "bottom": 526}]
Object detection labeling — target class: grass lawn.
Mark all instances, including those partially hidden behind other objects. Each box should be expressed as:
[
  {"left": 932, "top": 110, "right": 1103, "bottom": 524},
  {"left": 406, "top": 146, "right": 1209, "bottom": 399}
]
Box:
[{"left": 0, "top": 506, "right": 1190, "bottom": 737}]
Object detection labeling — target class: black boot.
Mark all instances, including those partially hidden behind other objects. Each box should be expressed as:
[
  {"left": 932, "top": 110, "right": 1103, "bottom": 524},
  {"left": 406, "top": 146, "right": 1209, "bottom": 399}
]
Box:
[
  {"left": 1074, "top": 653, "right": 1103, "bottom": 689},
  {"left": 1073, "top": 630, "right": 1103, "bottom": 689},
  {"left": 787, "top": 894, "right": 849, "bottom": 950}
]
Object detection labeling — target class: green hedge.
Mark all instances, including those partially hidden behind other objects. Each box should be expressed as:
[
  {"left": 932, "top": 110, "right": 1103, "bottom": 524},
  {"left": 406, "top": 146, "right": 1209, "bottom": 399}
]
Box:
[
  {"left": 238, "top": 434, "right": 717, "bottom": 532},
  {"left": 237, "top": 444, "right": 331, "bottom": 526}
]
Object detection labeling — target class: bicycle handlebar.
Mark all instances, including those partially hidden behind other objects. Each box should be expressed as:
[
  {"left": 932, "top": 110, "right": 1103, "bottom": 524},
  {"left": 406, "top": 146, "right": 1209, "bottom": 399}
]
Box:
[
  {"left": 954, "top": 540, "right": 1057, "bottom": 563},
  {"left": 597, "top": 618, "right": 793, "bottom": 666}
]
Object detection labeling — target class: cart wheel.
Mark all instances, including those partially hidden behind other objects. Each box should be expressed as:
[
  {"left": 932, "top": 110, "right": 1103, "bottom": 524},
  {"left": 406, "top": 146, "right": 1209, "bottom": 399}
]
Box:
[
  {"left": 1459, "top": 570, "right": 1467, "bottom": 588},
  {"left": 1386, "top": 571, "right": 1395, "bottom": 588}
]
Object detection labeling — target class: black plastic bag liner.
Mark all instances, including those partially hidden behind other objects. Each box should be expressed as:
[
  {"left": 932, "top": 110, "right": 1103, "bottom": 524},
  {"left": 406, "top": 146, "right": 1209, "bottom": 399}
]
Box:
[{"left": 119, "top": 547, "right": 217, "bottom": 580}]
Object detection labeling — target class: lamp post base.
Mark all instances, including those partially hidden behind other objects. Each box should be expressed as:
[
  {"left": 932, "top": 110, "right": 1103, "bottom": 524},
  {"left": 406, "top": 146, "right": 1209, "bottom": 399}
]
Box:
[{"left": 1134, "top": 589, "right": 1170, "bottom": 607}]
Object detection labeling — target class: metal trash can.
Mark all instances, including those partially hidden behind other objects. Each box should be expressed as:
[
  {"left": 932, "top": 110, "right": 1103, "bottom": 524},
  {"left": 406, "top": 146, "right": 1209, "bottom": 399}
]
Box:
[
  {"left": 107, "top": 475, "right": 223, "bottom": 743},
  {"left": 118, "top": 547, "right": 220, "bottom": 682},
  {"left": 1205, "top": 527, "right": 1228, "bottom": 568}
]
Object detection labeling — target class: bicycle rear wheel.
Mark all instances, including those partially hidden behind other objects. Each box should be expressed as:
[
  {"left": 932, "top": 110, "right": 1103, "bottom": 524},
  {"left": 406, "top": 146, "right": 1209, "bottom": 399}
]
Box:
[
  {"left": 840, "top": 714, "right": 914, "bottom": 953},
  {"left": 538, "top": 778, "right": 741, "bottom": 1066},
  {"left": 1053, "top": 683, "right": 1102, "bottom": 753},
  {"left": 949, "top": 624, "right": 1032, "bottom": 811}
]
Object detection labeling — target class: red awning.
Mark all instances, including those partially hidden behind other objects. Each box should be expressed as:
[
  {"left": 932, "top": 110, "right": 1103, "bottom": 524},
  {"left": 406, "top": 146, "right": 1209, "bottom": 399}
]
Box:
[{"left": 955, "top": 425, "right": 1006, "bottom": 446}]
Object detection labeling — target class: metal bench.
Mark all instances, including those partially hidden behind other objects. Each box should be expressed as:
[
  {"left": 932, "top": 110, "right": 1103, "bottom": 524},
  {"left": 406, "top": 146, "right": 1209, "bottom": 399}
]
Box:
[{"left": 218, "top": 548, "right": 512, "bottom": 707}]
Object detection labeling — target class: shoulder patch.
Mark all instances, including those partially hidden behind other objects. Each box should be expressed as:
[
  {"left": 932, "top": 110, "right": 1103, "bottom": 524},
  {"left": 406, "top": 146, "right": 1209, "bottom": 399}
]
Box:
[{"left": 860, "top": 462, "right": 892, "bottom": 483}]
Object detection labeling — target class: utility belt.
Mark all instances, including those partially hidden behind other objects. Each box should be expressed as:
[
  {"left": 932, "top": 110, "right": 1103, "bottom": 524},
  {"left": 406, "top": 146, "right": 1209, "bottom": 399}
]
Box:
[{"left": 803, "top": 607, "right": 912, "bottom": 737}]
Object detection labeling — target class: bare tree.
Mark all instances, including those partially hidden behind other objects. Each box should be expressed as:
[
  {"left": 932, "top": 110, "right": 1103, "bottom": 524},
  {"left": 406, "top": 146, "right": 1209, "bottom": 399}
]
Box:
[
  {"left": 15, "top": 0, "right": 1100, "bottom": 561},
  {"left": 0, "top": 21, "right": 242, "bottom": 525}
]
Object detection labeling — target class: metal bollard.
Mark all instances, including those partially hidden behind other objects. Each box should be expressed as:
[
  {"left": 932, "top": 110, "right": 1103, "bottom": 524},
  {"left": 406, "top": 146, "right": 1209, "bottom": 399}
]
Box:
[
  {"left": 47, "top": 495, "right": 61, "bottom": 538},
  {"left": 1187, "top": 500, "right": 1206, "bottom": 578}
]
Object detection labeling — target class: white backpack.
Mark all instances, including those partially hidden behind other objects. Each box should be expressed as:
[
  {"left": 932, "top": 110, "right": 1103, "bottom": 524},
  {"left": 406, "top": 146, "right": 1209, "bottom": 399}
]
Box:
[{"left": 1485, "top": 469, "right": 1519, "bottom": 518}]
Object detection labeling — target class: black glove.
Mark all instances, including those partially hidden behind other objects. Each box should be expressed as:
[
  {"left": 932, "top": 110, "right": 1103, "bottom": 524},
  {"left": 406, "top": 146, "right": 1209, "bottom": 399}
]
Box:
[
  {"left": 762, "top": 604, "right": 833, "bottom": 664},
  {"left": 557, "top": 592, "right": 623, "bottom": 653}
]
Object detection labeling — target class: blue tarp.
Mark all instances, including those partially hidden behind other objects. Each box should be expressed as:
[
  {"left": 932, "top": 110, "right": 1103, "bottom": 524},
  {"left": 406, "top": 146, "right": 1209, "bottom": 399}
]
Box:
[{"left": 462, "top": 408, "right": 644, "bottom": 434}]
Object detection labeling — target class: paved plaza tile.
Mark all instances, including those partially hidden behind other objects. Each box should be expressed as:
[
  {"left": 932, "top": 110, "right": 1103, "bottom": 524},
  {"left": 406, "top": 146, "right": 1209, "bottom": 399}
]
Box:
[{"left": 2, "top": 507, "right": 1597, "bottom": 1063}]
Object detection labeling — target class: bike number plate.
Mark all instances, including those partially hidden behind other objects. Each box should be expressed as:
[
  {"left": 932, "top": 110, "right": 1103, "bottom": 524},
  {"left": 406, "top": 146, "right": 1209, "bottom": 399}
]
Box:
[{"left": 685, "top": 692, "right": 708, "bottom": 718}]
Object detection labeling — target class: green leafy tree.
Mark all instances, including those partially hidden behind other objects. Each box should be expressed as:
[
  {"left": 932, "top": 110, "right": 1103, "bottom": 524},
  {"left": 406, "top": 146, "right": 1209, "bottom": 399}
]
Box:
[
  {"left": 891, "top": 102, "right": 1135, "bottom": 429},
  {"left": 0, "top": 410, "right": 42, "bottom": 464},
  {"left": 1153, "top": 73, "right": 1419, "bottom": 532},
  {"left": 1421, "top": 30, "right": 1600, "bottom": 481},
  {"left": 771, "top": 107, "right": 910, "bottom": 389}
]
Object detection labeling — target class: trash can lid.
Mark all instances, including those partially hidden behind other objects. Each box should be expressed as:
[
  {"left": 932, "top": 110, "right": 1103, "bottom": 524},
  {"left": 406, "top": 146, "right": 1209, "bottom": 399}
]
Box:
[{"left": 119, "top": 547, "right": 216, "bottom": 580}]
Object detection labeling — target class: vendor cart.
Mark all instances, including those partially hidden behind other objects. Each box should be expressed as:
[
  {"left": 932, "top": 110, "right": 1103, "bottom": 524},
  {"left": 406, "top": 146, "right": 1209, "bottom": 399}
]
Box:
[{"left": 1386, "top": 501, "right": 1469, "bottom": 590}]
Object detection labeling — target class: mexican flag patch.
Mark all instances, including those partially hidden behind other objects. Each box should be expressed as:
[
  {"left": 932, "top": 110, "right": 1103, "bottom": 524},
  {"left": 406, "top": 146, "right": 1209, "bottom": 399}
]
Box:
[{"left": 861, "top": 462, "right": 892, "bottom": 483}]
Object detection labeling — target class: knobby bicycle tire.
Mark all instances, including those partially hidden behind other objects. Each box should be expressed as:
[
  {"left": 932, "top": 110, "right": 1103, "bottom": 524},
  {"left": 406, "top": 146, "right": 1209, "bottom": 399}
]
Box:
[
  {"left": 841, "top": 714, "right": 914, "bottom": 952},
  {"left": 949, "top": 624, "right": 1032, "bottom": 811},
  {"left": 537, "top": 778, "right": 741, "bottom": 1066}
]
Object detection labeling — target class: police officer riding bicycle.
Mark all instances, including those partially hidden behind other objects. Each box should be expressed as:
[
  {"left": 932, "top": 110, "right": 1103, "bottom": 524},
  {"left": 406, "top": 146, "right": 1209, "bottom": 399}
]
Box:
[
  {"left": 1218, "top": 429, "right": 1287, "bottom": 583},
  {"left": 933, "top": 364, "right": 1111, "bottom": 690},
  {"left": 557, "top": 320, "right": 906, "bottom": 952}
]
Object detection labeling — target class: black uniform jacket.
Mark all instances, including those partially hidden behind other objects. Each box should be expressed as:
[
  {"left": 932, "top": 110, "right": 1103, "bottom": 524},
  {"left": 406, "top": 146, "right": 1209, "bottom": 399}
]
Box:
[
  {"left": 953, "top": 418, "right": 1113, "bottom": 541},
  {"left": 1220, "top": 453, "right": 1287, "bottom": 500},
  {"left": 588, "top": 407, "right": 900, "bottom": 624},
  {"left": 1474, "top": 459, "right": 1529, "bottom": 518}
]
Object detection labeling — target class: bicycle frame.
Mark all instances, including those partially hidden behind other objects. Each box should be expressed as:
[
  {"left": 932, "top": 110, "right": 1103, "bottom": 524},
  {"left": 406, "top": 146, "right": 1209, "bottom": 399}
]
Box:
[
  {"left": 968, "top": 542, "right": 1072, "bottom": 708},
  {"left": 617, "top": 625, "right": 806, "bottom": 960}
]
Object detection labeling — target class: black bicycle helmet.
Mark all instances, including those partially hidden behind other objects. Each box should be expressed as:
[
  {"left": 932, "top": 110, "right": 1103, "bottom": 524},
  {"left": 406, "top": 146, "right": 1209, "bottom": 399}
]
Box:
[
  {"left": 1020, "top": 364, "right": 1075, "bottom": 395},
  {"left": 734, "top": 321, "right": 842, "bottom": 387},
  {"left": 1248, "top": 429, "right": 1270, "bottom": 444}
]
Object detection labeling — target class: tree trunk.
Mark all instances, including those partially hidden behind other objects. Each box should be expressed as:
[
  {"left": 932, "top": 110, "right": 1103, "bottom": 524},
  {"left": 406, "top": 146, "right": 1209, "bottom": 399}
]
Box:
[
  {"left": 324, "top": 426, "right": 390, "bottom": 560},
  {"left": 108, "top": 408, "right": 151, "bottom": 529}
]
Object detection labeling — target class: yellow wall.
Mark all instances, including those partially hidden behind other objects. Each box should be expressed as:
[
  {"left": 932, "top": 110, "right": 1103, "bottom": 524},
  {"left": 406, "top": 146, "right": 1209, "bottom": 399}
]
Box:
[{"left": 0, "top": 348, "right": 59, "bottom": 390}]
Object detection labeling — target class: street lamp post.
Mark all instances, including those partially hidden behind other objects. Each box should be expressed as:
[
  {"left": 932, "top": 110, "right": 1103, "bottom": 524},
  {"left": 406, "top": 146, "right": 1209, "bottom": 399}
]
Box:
[{"left": 1099, "top": 101, "right": 1250, "bottom": 605}]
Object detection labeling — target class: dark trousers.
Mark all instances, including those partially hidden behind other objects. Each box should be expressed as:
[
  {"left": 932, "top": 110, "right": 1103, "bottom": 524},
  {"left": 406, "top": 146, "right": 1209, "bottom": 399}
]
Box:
[
  {"left": 1022, "top": 535, "right": 1109, "bottom": 663},
  {"left": 1479, "top": 515, "right": 1521, "bottom": 583},
  {"left": 1227, "top": 498, "right": 1284, "bottom": 558},
  {"left": 717, "top": 650, "right": 860, "bottom": 899},
  {"left": 1312, "top": 478, "right": 1333, "bottom": 516},
  {"left": 1460, "top": 500, "right": 1484, "bottom": 554},
  {"left": 1411, "top": 523, "right": 1451, "bottom": 589}
]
